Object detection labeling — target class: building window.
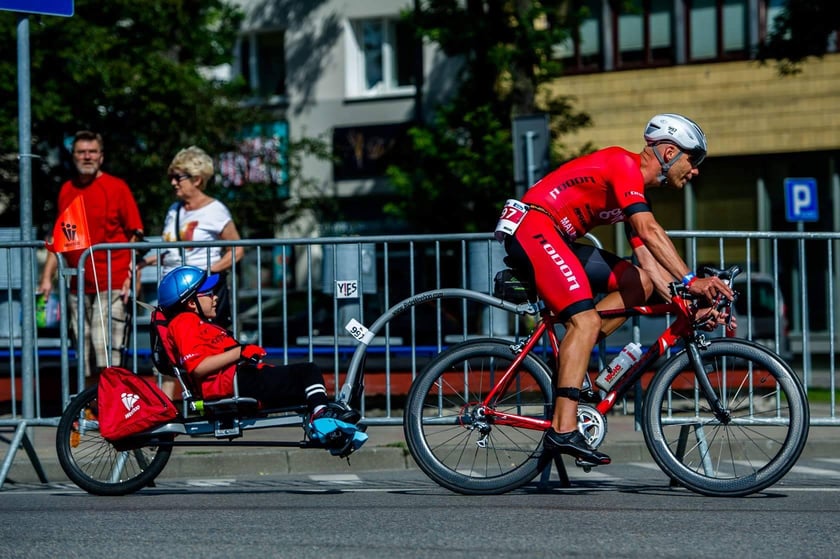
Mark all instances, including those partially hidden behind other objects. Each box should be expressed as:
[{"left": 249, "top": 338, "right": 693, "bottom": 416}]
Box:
[
  {"left": 614, "top": 0, "right": 675, "bottom": 68},
  {"left": 345, "top": 18, "right": 416, "bottom": 98},
  {"left": 761, "top": 0, "right": 786, "bottom": 40},
  {"left": 217, "top": 121, "right": 289, "bottom": 198},
  {"left": 238, "top": 30, "right": 286, "bottom": 100},
  {"left": 333, "top": 122, "right": 410, "bottom": 180},
  {"left": 559, "top": 0, "right": 675, "bottom": 73},
  {"left": 554, "top": 0, "right": 603, "bottom": 73},
  {"left": 687, "top": 0, "right": 748, "bottom": 61}
]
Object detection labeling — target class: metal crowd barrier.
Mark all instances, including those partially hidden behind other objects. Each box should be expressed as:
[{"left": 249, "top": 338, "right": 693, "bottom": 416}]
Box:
[{"left": 0, "top": 230, "right": 838, "bottom": 485}]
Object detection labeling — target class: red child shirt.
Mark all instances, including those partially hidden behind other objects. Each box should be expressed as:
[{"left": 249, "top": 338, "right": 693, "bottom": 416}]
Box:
[
  {"left": 167, "top": 311, "right": 240, "bottom": 399},
  {"left": 57, "top": 172, "right": 144, "bottom": 293}
]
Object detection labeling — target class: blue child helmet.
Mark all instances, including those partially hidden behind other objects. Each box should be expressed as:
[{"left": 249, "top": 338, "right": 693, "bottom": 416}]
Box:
[{"left": 157, "top": 265, "right": 221, "bottom": 309}]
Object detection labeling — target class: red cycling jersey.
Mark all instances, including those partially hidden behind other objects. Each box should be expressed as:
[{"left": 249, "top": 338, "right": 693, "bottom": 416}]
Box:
[
  {"left": 503, "top": 146, "right": 647, "bottom": 320},
  {"left": 521, "top": 146, "right": 650, "bottom": 240}
]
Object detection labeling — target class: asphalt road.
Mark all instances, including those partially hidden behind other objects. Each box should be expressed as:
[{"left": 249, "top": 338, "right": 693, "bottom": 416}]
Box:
[{"left": 3, "top": 458, "right": 840, "bottom": 559}]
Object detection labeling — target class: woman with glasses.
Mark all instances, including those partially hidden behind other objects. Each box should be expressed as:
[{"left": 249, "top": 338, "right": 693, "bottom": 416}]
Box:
[
  {"left": 141, "top": 146, "right": 244, "bottom": 398},
  {"left": 142, "top": 145, "right": 244, "bottom": 329}
]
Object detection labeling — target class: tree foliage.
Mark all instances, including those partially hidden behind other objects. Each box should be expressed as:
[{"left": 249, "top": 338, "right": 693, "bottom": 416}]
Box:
[
  {"left": 0, "top": 0, "right": 331, "bottom": 239},
  {"left": 385, "top": 0, "right": 592, "bottom": 233},
  {"left": 757, "top": 0, "right": 840, "bottom": 75}
]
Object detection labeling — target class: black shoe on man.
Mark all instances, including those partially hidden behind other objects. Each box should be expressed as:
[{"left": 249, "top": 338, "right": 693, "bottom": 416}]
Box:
[{"left": 543, "top": 428, "right": 610, "bottom": 465}]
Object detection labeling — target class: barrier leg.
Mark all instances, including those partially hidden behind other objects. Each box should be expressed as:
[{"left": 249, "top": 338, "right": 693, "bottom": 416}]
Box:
[
  {"left": 537, "top": 452, "right": 571, "bottom": 490},
  {"left": 0, "top": 422, "right": 48, "bottom": 489}
]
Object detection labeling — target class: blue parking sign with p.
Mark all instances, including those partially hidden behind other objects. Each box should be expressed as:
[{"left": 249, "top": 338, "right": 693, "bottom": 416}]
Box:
[{"left": 784, "top": 177, "right": 818, "bottom": 222}]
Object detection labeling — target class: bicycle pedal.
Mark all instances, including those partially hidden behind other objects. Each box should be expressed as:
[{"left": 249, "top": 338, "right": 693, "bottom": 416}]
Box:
[{"left": 574, "top": 458, "right": 599, "bottom": 471}]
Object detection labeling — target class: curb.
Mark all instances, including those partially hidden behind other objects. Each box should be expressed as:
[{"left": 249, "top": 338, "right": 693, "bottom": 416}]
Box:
[
  {"left": 4, "top": 445, "right": 414, "bottom": 485},
  {"left": 6, "top": 432, "right": 839, "bottom": 487},
  {"left": 5, "top": 427, "right": 840, "bottom": 485}
]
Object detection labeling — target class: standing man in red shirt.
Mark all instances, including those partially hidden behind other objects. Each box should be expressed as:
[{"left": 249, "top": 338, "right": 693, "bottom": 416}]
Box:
[
  {"left": 39, "top": 130, "right": 144, "bottom": 383},
  {"left": 496, "top": 114, "right": 733, "bottom": 465}
]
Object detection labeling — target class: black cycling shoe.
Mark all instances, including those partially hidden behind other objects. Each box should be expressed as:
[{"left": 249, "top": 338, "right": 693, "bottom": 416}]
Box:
[{"left": 543, "top": 429, "right": 611, "bottom": 465}]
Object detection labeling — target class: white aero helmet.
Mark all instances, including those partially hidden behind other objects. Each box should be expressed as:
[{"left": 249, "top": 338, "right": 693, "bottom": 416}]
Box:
[{"left": 644, "top": 113, "right": 707, "bottom": 167}]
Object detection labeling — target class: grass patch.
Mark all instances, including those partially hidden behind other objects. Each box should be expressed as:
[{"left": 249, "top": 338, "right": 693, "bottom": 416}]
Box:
[
  {"left": 807, "top": 388, "right": 840, "bottom": 404},
  {"left": 380, "top": 441, "right": 409, "bottom": 456}
]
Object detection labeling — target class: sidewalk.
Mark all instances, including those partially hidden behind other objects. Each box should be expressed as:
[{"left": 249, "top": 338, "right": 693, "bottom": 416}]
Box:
[{"left": 4, "top": 407, "right": 840, "bottom": 486}]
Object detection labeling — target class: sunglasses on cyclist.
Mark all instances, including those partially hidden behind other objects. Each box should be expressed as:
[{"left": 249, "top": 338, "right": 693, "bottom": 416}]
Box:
[{"left": 684, "top": 149, "right": 706, "bottom": 168}]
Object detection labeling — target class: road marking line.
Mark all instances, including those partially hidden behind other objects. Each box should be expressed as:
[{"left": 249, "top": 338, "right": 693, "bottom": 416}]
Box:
[
  {"left": 629, "top": 462, "right": 667, "bottom": 471},
  {"left": 567, "top": 470, "right": 618, "bottom": 480},
  {"left": 185, "top": 479, "right": 237, "bottom": 487},
  {"left": 788, "top": 465, "right": 840, "bottom": 477},
  {"left": 765, "top": 487, "right": 840, "bottom": 492},
  {"left": 731, "top": 461, "right": 840, "bottom": 477},
  {"left": 309, "top": 474, "right": 362, "bottom": 483}
]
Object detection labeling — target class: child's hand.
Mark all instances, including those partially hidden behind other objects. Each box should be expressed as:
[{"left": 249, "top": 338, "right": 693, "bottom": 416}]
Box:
[{"left": 240, "top": 344, "right": 266, "bottom": 363}]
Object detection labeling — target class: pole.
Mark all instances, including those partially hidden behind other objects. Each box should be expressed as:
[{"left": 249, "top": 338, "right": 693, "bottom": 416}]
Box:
[{"left": 17, "top": 14, "right": 35, "bottom": 421}]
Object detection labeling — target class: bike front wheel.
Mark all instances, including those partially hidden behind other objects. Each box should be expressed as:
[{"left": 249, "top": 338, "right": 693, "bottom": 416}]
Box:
[
  {"left": 404, "top": 339, "right": 554, "bottom": 495},
  {"left": 642, "top": 339, "right": 809, "bottom": 497},
  {"left": 56, "top": 386, "right": 173, "bottom": 496}
]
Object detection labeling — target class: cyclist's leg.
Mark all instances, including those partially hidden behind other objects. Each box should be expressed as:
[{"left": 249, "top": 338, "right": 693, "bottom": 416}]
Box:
[
  {"left": 509, "top": 217, "right": 609, "bottom": 464},
  {"left": 554, "top": 308, "right": 600, "bottom": 431},
  {"left": 237, "top": 361, "right": 329, "bottom": 412},
  {"left": 570, "top": 243, "right": 653, "bottom": 338}
]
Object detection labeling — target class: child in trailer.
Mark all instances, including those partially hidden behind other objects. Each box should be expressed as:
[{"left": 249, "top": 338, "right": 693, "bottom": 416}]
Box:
[{"left": 156, "top": 265, "right": 367, "bottom": 455}]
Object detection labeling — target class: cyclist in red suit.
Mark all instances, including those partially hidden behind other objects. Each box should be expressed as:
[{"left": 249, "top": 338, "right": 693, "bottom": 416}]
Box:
[{"left": 496, "top": 114, "right": 733, "bottom": 465}]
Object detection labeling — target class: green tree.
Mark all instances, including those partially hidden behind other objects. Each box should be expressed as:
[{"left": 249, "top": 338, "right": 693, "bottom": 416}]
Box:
[
  {"left": 0, "top": 0, "right": 333, "bottom": 239},
  {"left": 0, "top": 0, "right": 248, "bottom": 233},
  {"left": 385, "top": 0, "right": 592, "bottom": 233},
  {"left": 757, "top": 0, "right": 840, "bottom": 75}
]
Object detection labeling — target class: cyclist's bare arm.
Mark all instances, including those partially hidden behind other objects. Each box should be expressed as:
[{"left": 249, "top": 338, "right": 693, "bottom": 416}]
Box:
[
  {"left": 627, "top": 211, "right": 733, "bottom": 302},
  {"left": 631, "top": 243, "right": 675, "bottom": 300}
]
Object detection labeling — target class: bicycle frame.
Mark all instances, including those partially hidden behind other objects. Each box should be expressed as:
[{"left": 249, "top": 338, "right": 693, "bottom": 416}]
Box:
[{"left": 479, "top": 293, "right": 704, "bottom": 429}]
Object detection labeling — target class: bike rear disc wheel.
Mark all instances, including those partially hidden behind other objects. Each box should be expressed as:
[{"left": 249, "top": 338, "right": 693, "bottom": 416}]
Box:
[
  {"left": 642, "top": 339, "right": 809, "bottom": 497},
  {"left": 56, "top": 386, "right": 173, "bottom": 496},
  {"left": 404, "top": 340, "right": 553, "bottom": 495}
]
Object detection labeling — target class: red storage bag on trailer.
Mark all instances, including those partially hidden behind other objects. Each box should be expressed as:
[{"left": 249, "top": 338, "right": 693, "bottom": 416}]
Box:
[{"left": 97, "top": 366, "right": 178, "bottom": 441}]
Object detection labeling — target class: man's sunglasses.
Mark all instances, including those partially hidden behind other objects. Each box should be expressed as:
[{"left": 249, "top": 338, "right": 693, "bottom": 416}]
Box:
[{"left": 684, "top": 149, "right": 706, "bottom": 168}]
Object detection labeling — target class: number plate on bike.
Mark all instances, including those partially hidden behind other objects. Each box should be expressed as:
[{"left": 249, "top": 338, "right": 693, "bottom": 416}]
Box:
[
  {"left": 345, "top": 318, "right": 374, "bottom": 345},
  {"left": 494, "top": 199, "right": 529, "bottom": 241}
]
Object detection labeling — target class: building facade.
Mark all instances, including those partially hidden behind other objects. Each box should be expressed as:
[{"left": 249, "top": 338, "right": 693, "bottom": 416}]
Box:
[
  {"left": 229, "top": 0, "right": 839, "bottom": 332},
  {"left": 230, "top": 0, "right": 460, "bottom": 238}
]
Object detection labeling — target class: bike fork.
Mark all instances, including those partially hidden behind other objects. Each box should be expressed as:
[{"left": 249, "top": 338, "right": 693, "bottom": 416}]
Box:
[{"left": 686, "top": 342, "right": 730, "bottom": 423}]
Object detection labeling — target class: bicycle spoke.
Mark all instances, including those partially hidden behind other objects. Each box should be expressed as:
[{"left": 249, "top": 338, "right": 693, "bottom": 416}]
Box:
[
  {"left": 643, "top": 340, "right": 808, "bottom": 496},
  {"left": 405, "top": 340, "right": 553, "bottom": 494}
]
